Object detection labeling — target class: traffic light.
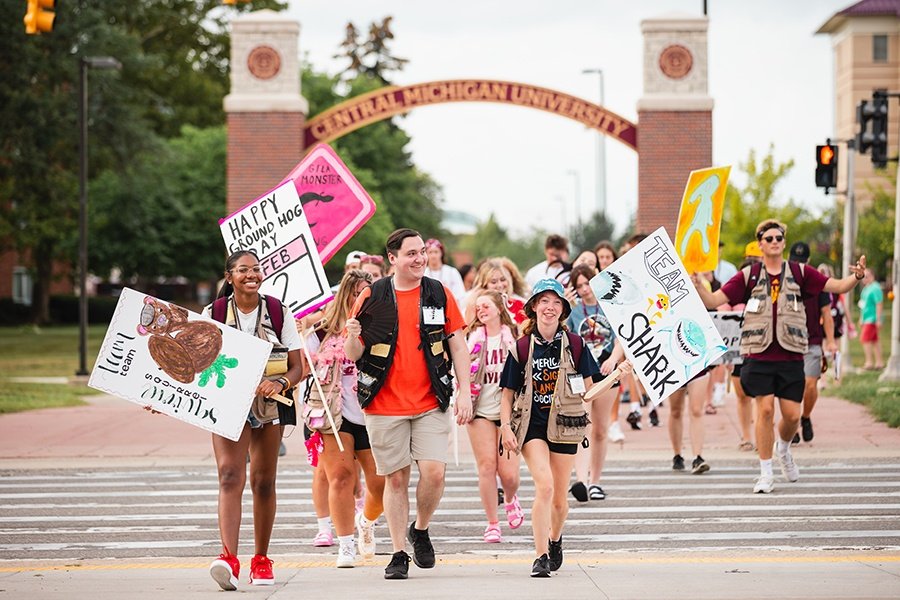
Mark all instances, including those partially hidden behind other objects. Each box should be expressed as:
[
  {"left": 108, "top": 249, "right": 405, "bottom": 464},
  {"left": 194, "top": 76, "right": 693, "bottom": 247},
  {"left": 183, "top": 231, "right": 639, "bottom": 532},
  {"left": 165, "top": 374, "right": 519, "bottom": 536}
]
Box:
[
  {"left": 871, "top": 90, "right": 889, "bottom": 168},
  {"left": 815, "top": 143, "right": 838, "bottom": 190},
  {"left": 23, "top": 0, "right": 55, "bottom": 35},
  {"left": 856, "top": 100, "right": 875, "bottom": 153}
]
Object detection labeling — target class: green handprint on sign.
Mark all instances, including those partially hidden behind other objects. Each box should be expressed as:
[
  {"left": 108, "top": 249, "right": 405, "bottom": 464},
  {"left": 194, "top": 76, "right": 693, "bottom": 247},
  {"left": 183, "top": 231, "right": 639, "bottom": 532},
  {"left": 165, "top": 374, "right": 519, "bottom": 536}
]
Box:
[{"left": 199, "top": 354, "right": 239, "bottom": 388}]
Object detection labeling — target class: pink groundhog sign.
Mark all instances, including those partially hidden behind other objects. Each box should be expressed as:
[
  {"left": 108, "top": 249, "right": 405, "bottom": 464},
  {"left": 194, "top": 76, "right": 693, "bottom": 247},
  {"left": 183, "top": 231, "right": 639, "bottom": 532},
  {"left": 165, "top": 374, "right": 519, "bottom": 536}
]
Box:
[{"left": 281, "top": 144, "right": 377, "bottom": 265}]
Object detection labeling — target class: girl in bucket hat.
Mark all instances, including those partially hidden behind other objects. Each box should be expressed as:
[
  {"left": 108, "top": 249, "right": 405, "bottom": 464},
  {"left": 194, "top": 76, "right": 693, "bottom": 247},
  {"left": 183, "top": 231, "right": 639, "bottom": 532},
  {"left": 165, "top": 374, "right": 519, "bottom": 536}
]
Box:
[{"left": 498, "top": 278, "right": 631, "bottom": 577}]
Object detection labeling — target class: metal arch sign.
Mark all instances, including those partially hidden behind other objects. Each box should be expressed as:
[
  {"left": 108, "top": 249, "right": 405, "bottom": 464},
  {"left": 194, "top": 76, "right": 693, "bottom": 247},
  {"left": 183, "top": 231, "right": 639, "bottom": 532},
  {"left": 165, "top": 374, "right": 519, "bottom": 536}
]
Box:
[{"left": 304, "top": 79, "right": 638, "bottom": 151}]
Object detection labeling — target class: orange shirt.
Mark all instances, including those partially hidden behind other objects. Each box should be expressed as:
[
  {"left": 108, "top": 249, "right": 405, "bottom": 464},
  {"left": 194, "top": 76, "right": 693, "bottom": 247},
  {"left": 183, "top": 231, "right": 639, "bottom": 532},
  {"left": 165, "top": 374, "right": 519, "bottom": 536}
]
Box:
[{"left": 352, "top": 282, "right": 464, "bottom": 416}]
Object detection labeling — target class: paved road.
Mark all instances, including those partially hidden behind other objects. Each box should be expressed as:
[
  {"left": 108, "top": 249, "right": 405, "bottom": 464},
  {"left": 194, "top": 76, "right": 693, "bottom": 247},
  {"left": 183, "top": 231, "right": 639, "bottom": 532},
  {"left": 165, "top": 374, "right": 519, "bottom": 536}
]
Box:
[{"left": 2, "top": 460, "right": 898, "bottom": 562}]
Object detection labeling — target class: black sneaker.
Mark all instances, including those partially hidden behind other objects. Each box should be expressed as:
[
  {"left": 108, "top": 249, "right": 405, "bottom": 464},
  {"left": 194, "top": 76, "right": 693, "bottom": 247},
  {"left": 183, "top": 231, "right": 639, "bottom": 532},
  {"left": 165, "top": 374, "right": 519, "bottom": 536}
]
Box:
[
  {"left": 691, "top": 455, "right": 710, "bottom": 474},
  {"left": 497, "top": 487, "right": 504, "bottom": 506},
  {"left": 407, "top": 523, "right": 435, "bottom": 569},
  {"left": 531, "top": 553, "right": 551, "bottom": 577},
  {"left": 626, "top": 410, "right": 642, "bottom": 430},
  {"left": 384, "top": 550, "right": 410, "bottom": 579},
  {"left": 569, "top": 481, "right": 588, "bottom": 503},
  {"left": 548, "top": 537, "right": 563, "bottom": 571},
  {"left": 791, "top": 432, "right": 801, "bottom": 445},
  {"left": 672, "top": 454, "right": 685, "bottom": 471},
  {"left": 801, "top": 417, "right": 814, "bottom": 442},
  {"left": 649, "top": 408, "right": 660, "bottom": 427},
  {"left": 641, "top": 393, "right": 651, "bottom": 407}
]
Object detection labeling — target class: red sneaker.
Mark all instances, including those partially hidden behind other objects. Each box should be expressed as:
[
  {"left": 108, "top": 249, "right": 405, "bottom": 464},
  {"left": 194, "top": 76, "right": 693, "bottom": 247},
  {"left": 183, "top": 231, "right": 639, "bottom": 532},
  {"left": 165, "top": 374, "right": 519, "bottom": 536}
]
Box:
[
  {"left": 209, "top": 551, "right": 240, "bottom": 591},
  {"left": 249, "top": 554, "right": 275, "bottom": 586}
]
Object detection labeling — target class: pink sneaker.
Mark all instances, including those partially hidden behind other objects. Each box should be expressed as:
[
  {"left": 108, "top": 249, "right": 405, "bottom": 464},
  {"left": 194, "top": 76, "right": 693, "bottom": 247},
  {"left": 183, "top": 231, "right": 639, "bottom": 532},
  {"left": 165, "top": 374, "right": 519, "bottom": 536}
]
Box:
[
  {"left": 209, "top": 551, "right": 240, "bottom": 591},
  {"left": 505, "top": 494, "right": 525, "bottom": 529},
  {"left": 313, "top": 530, "right": 334, "bottom": 547}
]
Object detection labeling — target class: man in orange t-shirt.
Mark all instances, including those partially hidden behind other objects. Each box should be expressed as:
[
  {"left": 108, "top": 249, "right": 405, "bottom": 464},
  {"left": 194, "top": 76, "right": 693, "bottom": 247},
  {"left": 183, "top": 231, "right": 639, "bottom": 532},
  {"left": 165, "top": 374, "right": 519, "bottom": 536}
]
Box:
[{"left": 345, "top": 228, "right": 472, "bottom": 580}]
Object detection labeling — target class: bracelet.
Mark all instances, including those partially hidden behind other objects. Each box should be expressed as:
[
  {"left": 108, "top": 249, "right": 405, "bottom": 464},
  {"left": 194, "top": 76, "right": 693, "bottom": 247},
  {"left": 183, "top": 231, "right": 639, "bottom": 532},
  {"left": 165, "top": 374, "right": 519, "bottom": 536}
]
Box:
[
  {"left": 855, "top": 272, "right": 864, "bottom": 280},
  {"left": 277, "top": 377, "right": 290, "bottom": 391}
]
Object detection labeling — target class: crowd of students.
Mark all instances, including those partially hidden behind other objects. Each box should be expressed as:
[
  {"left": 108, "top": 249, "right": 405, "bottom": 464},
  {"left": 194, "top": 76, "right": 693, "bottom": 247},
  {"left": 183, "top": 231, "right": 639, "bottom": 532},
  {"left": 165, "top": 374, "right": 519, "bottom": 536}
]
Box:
[{"left": 198, "top": 220, "right": 869, "bottom": 589}]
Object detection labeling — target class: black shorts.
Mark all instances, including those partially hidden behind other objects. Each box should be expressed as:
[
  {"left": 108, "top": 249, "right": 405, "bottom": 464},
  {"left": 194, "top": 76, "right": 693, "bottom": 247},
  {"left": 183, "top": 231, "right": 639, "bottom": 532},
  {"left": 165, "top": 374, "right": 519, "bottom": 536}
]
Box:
[
  {"left": 338, "top": 419, "right": 372, "bottom": 451},
  {"left": 739, "top": 359, "right": 804, "bottom": 402},
  {"left": 731, "top": 362, "right": 743, "bottom": 377},
  {"left": 523, "top": 420, "right": 578, "bottom": 455},
  {"left": 305, "top": 421, "right": 371, "bottom": 452},
  {"left": 473, "top": 415, "right": 501, "bottom": 427}
]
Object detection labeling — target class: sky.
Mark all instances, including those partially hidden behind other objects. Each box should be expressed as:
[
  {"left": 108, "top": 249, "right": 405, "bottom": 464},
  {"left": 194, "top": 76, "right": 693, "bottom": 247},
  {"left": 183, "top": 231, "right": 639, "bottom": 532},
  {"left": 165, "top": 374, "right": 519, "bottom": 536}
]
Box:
[{"left": 280, "top": 0, "right": 852, "bottom": 238}]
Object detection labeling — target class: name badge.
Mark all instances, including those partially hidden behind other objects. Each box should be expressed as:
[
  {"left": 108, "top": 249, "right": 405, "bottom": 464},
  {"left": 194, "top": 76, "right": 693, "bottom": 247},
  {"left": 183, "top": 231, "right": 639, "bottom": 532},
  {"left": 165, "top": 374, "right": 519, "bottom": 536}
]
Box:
[
  {"left": 567, "top": 373, "right": 586, "bottom": 395},
  {"left": 423, "top": 306, "right": 444, "bottom": 325},
  {"left": 746, "top": 298, "right": 762, "bottom": 313}
]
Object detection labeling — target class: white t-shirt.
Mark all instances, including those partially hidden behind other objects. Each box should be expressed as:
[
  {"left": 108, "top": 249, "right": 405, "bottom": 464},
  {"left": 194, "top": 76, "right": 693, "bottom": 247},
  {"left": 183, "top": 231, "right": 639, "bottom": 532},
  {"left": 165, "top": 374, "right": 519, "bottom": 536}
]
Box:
[
  {"left": 474, "top": 333, "right": 506, "bottom": 420},
  {"left": 202, "top": 299, "right": 302, "bottom": 351},
  {"left": 425, "top": 264, "right": 467, "bottom": 305},
  {"left": 525, "top": 260, "right": 566, "bottom": 292}
]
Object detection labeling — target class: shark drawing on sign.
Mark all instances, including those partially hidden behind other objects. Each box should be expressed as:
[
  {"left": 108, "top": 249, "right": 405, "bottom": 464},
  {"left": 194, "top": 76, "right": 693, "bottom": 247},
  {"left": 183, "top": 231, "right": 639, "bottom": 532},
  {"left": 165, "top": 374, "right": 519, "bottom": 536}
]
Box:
[
  {"left": 590, "top": 270, "right": 643, "bottom": 306},
  {"left": 645, "top": 294, "right": 670, "bottom": 325},
  {"left": 679, "top": 174, "right": 720, "bottom": 257},
  {"left": 658, "top": 318, "right": 727, "bottom": 379}
]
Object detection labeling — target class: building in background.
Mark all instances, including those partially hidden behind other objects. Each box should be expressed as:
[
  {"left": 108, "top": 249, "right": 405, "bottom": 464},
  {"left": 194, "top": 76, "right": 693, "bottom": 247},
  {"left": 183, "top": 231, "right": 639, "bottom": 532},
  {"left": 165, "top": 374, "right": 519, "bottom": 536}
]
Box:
[{"left": 817, "top": 0, "right": 900, "bottom": 206}]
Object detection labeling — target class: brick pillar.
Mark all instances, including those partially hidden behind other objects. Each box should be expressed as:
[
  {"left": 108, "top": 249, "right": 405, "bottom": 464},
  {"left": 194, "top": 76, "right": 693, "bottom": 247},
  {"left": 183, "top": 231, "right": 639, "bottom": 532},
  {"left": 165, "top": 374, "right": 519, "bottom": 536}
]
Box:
[
  {"left": 224, "top": 10, "right": 308, "bottom": 216},
  {"left": 637, "top": 16, "right": 713, "bottom": 236}
]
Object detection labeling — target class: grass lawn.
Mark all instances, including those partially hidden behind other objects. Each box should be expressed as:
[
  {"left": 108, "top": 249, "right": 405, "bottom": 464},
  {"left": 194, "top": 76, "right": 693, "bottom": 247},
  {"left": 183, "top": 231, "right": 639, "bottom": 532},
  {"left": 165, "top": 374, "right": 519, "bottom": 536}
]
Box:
[
  {"left": 823, "top": 318, "right": 899, "bottom": 428},
  {"left": 0, "top": 324, "right": 109, "bottom": 414}
]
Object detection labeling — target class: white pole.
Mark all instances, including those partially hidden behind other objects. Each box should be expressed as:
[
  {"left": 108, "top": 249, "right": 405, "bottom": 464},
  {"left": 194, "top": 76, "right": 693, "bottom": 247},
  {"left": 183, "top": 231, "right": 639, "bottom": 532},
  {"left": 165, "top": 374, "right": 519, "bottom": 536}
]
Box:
[
  {"left": 841, "top": 142, "right": 856, "bottom": 368},
  {"left": 301, "top": 328, "right": 345, "bottom": 452},
  {"left": 879, "top": 156, "right": 900, "bottom": 381}
]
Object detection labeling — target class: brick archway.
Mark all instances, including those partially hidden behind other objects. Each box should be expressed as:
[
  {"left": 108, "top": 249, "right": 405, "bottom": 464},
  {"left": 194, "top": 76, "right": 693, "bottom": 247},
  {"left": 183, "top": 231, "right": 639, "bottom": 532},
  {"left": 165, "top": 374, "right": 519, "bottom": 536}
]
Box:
[{"left": 303, "top": 79, "right": 637, "bottom": 152}]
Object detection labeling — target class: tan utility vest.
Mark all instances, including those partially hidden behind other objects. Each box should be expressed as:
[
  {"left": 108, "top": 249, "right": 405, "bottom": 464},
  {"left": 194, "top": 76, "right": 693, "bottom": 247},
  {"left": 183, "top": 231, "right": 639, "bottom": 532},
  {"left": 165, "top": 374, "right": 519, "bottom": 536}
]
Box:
[
  {"left": 740, "top": 261, "right": 808, "bottom": 356},
  {"left": 508, "top": 332, "right": 590, "bottom": 450}
]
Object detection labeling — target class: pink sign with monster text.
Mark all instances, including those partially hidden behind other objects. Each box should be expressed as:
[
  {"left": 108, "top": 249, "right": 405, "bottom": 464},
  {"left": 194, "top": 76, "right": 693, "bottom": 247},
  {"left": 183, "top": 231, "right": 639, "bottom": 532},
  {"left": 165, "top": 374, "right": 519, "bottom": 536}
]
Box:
[{"left": 281, "top": 144, "right": 377, "bottom": 265}]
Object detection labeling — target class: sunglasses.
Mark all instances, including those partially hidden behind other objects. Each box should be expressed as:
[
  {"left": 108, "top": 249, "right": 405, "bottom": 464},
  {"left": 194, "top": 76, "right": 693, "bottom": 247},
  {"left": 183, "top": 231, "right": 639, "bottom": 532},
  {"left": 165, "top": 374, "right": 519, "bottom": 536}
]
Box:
[
  {"left": 762, "top": 235, "right": 784, "bottom": 243},
  {"left": 360, "top": 255, "right": 384, "bottom": 265}
]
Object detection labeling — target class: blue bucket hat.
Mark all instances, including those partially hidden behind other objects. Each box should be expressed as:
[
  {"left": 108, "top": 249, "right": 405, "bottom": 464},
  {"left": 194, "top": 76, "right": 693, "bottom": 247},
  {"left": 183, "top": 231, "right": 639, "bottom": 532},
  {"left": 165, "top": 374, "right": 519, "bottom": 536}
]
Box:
[{"left": 525, "top": 278, "right": 571, "bottom": 319}]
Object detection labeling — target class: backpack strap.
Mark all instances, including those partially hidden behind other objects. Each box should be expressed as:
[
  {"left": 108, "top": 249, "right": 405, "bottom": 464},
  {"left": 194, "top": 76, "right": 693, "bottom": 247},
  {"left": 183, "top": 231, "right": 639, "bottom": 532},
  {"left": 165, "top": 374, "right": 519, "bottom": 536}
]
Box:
[
  {"left": 264, "top": 295, "right": 284, "bottom": 338},
  {"left": 742, "top": 261, "right": 764, "bottom": 303},
  {"left": 211, "top": 297, "right": 228, "bottom": 324},
  {"left": 787, "top": 261, "right": 805, "bottom": 288},
  {"left": 565, "top": 331, "right": 584, "bottom": 368}
]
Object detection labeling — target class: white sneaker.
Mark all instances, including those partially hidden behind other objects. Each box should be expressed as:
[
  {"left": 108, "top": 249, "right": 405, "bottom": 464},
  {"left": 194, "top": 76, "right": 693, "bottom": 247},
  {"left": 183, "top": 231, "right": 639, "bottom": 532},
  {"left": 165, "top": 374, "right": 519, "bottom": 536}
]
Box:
[
  {"left": 753, "top": 474, "right": 775, "bottom": 494},
  {"left": 336, "top": 541, "right": 357, "bottom": 568},
  {"left": 608, "top": 421, "right": 625, "bottom": 443},
  {"left": 774, "top": 444, "right": 800, "bottom": 482},
  {"left": 711, "top": 383, "right": 726, "bottom": 407},
  {"left": 356, "top": 511, "right": 376, "bottom": 559}
]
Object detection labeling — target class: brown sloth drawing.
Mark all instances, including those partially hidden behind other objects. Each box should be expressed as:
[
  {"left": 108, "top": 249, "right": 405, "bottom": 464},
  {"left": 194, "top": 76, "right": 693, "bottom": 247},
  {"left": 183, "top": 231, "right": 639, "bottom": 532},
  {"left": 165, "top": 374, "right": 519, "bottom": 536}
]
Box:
[{"left": 137, "top": 296, "right": 222, "bottom": 384}]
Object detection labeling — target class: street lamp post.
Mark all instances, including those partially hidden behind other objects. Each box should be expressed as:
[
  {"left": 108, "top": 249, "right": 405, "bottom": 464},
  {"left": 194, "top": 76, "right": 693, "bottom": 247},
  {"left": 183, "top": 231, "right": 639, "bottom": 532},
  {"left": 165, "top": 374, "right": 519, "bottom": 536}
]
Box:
[
  {"left": 77, "top": 56, "right": 121, "bottom": 376},
  {"left": 582, "top": 68, "right": 606, "bottom": 216},
  {"left": 567, "top": 169, "right": 581, "bottom": 227},
  {"left": 555, "top": 195, "right": 568, "bottom": 235}
]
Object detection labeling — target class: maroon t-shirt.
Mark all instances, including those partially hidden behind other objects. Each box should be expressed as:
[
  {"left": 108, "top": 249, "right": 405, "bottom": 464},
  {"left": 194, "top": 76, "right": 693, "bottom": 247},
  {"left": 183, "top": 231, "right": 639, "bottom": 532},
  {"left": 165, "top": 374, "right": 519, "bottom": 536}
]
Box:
[{"left": 721, "top": 263, "right": 828, "bottom": 361}]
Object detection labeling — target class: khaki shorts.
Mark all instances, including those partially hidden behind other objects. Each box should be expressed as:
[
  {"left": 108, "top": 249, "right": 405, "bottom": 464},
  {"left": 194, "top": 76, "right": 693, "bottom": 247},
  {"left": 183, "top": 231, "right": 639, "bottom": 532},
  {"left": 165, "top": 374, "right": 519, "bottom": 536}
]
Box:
[
  {"left": 364, "top": 408, "right": 450, "bottom": 476},
  {"left": 803, "top": 344, "right": 824, "bottom": 379}
]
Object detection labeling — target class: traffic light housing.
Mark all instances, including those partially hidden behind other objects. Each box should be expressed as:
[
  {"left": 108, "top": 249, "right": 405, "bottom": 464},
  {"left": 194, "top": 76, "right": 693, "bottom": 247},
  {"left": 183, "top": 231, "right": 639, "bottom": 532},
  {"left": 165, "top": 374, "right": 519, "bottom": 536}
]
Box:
[
  {"left": 24, "top": 0, "right": 55, "bottom": 35},
  {"left": 871, "top": 90, "right": 889, "bottom": 168},
  {"left": 856, "top": 100, "right": 875, "bottom": 153},
  {"left": 815, "top": 144, "right": 838, "bottom": 190}
]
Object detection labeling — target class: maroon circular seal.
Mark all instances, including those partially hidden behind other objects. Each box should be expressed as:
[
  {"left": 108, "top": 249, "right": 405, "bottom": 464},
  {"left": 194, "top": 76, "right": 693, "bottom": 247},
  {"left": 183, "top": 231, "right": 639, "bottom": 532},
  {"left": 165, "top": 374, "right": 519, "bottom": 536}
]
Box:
[
  {"left": 659, "top": 45, "right": 693, "bottom": 80},
  {"left": 247, "top": 46, "right": 281, "bottom": 80}
]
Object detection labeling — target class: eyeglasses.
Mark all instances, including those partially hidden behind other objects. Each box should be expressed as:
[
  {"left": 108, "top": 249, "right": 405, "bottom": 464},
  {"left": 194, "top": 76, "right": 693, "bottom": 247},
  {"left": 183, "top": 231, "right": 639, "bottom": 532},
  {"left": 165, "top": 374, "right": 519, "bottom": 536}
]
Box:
[
  {"left": 360, "top": 255, "right": 384, "bottom": 265},
  {"left": 230, "top": 266, "right": 263, "bottom": 275},
  {"left": 762, "top": 235, "right": 784, "bottom": 243}
]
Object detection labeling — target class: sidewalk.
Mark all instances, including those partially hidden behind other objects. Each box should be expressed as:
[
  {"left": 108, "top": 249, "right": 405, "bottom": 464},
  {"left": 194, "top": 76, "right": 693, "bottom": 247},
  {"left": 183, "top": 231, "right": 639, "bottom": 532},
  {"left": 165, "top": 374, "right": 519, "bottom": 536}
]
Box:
[{"left": 1, "top": 388, "right": 898, "bottom": 469}]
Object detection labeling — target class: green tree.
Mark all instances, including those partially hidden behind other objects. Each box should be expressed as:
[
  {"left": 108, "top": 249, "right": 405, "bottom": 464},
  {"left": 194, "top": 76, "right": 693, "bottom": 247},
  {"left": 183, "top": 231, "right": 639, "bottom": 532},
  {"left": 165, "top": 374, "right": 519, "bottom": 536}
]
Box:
[
  {"left": 858, "top": 180, "right": 896, "bottom": 280},
  {"left": 454, "top": 214, "right": 546, "bottom": 269},
  {"left": 720, "top": 146, "right": 836, "bottom": 267},
  {"left": 0, "top": 0, "right": 285, "bottom": 323},
  {"left": 569, "top": 211, "right": 617, "bottom": 254},
  {"left": 89, "top": 126, "right": 229, "bottom": 285}
]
